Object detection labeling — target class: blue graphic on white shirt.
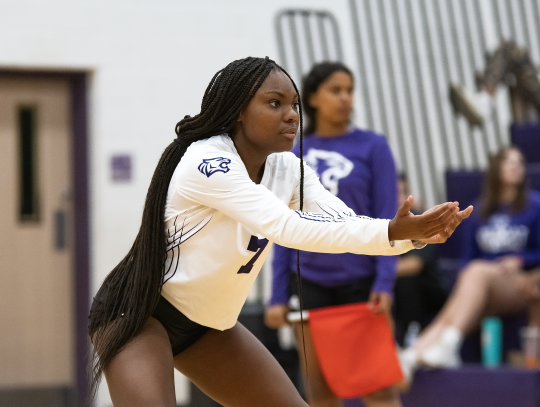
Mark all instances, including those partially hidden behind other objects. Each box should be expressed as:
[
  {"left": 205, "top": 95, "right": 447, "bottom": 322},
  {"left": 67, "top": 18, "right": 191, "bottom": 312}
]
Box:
[
  {"left": 294, "top": 202, "right": 372, "bottom": 223},
  {"left": 476, "top": 214, "right": 529, "bottom": 254},
  {"left": 237, "top": 235, "right": 269, "bottom": 274},
  {"left": 164, "top": 213, "right": 213, "bottom": 282},
  {"left": 304, "top": 148, "right": 354, "bottom": 195},
  {"left": 198, "top": 157, "right": 231, "bottom": 177}
]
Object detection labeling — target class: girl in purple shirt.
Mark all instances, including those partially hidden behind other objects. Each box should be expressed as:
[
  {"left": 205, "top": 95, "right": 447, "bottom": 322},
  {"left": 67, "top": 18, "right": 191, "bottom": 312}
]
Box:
[{"left": 265, "top": 62, "right": 403, "bottom": 407}]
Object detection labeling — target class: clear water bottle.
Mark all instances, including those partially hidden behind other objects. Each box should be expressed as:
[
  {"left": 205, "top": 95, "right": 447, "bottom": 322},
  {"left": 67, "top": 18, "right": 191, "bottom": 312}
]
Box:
[{"left": 404, "top": 321, "right": 421, "bottom": 348}]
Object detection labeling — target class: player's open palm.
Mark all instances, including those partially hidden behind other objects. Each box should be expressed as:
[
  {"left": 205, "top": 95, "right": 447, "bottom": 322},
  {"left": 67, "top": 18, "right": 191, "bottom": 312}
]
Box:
[
  {"left": 388, "top": 196, "right": 473, "bottom": 243},
  {"left": 418, "top": 202, "right": 473, "bottom": 244}
]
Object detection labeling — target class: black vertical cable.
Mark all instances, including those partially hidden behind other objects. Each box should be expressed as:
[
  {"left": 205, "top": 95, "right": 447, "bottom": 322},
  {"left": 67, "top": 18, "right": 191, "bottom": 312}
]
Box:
[{"left": 297, "top": 92, "right": 307, "bottom": 380}]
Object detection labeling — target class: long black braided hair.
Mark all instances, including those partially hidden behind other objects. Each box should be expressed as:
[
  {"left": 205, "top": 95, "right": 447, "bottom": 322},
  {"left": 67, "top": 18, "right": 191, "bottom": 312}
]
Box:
[{"left": 87, "top": 56, "right": 307, "bottom": 401}]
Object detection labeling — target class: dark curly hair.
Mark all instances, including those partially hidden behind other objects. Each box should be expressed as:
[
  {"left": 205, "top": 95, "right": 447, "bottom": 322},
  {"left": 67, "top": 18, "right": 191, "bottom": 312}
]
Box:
[{"left": 301, "top": 61, "right": 353, "bottom": 135}]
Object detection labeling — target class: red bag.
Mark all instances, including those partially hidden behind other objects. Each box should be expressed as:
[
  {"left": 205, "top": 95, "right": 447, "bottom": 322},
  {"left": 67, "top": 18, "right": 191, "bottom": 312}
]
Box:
[{"left": 308, "top": 302, "right": 403, "bottom": 398}]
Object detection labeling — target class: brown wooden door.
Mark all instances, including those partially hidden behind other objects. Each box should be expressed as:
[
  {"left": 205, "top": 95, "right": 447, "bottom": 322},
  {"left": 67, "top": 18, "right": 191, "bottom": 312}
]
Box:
[{"left": 0, "top": 77, "right": 74, "bottom": 389}]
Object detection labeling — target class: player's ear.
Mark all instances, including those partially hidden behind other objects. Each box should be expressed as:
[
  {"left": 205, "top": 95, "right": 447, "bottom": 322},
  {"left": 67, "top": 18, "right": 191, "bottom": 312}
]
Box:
[{"left": 237, "top": 109, "right": 245, "bottom": 123}]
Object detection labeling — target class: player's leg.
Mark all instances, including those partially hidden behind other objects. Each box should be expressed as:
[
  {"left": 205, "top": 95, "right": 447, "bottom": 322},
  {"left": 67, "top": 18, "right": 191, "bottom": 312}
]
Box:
[
  {"left": 294, "top": 322, "right": 342, "bottom": 407},
  {"left": 174, "top": 322, "right": 308, "bottom": 407},
  {"left": 102, "top": 317, "right": 177, "bottom": 407}
]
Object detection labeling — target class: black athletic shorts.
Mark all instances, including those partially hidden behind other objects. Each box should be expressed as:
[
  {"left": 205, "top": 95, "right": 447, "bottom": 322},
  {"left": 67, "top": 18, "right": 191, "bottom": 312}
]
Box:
[
  {"left": 152, "top": 296, "right": 210, "bottom": 355},
  {"left": 89, "top": 289, "right": 210, "bottom": 356},
  {"left": 289, "top": 274, "right": 374, "bottom": 310}
]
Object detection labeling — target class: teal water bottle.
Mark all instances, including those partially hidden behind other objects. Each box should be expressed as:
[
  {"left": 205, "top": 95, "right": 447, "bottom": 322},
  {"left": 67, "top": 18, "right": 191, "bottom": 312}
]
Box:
[{"left": 482, "top": 317, "right": 502, "bottom": 367}]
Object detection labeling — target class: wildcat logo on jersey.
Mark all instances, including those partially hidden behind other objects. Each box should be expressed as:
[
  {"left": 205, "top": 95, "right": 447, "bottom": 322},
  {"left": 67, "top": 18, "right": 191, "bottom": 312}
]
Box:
[
  {"left": 198, "top": 157, "right": 231, "bottom": 177},
  {"left": 304, "top": 148, "right": 354, "bottom": 195}
]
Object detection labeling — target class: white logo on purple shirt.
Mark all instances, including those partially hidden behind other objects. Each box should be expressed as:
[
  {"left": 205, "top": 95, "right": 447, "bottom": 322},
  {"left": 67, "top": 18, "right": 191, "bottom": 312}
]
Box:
[
  {"left": 304, "top": 148, "right": 354, "bottom": 195},
  {"left": 476, "top": 214, "right": 529, "bottom": 253}
]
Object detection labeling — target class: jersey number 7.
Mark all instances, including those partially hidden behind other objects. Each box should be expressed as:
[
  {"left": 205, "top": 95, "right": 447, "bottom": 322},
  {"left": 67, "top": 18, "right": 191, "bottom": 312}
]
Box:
[{"left": 237, "top": 235, "right": 269, "bottom": 274}]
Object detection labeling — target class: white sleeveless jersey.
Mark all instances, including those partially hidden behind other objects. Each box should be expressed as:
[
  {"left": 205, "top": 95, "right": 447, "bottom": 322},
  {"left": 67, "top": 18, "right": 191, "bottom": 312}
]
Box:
[{"left": 161, "top": 135, "right": 416, "bottom": 330}]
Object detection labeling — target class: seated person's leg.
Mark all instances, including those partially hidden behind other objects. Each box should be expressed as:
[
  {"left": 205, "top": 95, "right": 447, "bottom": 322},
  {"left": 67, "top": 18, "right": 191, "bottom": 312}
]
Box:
[{"left": 402, "top": 260, "right": 531, "bottom": 370}]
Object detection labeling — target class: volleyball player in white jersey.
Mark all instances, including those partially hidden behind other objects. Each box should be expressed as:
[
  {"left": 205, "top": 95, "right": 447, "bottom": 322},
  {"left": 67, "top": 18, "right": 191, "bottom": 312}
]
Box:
[{"left": 88, "top": 57, "right": 472, "bottom": 407}]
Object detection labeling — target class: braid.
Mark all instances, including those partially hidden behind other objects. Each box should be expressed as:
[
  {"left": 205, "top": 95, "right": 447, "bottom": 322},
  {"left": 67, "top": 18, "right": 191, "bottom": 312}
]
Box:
[
  {"left": 88, "top": 56, "right": 292, "bottom": 403},
  {"left": 278, "top": 67, "right": 308, "bottom": 376}
]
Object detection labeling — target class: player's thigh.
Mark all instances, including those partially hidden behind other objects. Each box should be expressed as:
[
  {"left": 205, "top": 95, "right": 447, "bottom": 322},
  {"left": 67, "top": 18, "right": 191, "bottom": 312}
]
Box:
[
  {"left": 174, "top": 322, "right": 308, "bottom": 407},
  {"left": 103, "top": 317, "right": 177, "bottom": 407},
  {"left": 294, "top": 323, "right": 338, "bottom": 403},
  {"left": 485, "top": 272, "right": 529, "bottom": 316}
]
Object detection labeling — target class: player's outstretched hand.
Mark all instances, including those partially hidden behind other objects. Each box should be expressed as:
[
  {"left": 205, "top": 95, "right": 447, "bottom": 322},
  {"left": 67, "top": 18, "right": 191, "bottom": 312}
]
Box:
[{"left": 388, "top": 196, "right": 473, "bottom": 244}]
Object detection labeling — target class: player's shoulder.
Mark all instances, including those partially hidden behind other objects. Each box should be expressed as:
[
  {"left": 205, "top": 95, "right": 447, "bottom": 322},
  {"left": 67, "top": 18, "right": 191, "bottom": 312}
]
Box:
[
  {"left": 266, "top": 151, "right": 299, "bottom": 170},
  {"left": 186, "top": 134, "right": 236, "bottom": 156},
  {"left": 182, "top": 135, "right": 237, "bottom": 165},
  {"left": 173, "top": 135, "right": 242, "bottom": 184}
]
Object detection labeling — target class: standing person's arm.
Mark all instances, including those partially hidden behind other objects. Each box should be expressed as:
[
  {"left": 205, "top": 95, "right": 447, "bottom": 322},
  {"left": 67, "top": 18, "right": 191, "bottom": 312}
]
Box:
[
  {"left": 368, "top": 138, "right": 398, "bottom": 314},
  {"left": 265, "top": 244, "right": 295, "bottom": 329},
  {"left": 269, "top": 244, "right": 295, "bottom": 307}
]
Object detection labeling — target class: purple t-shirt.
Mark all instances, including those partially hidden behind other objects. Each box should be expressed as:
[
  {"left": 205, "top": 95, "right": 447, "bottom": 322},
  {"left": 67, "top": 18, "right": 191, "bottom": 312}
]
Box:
[
  {"left": 461, "top": 190, "right": 540, "bottom": 269},
  {"left": 270, "top": 128, "right": 398, "bottom": 306}
]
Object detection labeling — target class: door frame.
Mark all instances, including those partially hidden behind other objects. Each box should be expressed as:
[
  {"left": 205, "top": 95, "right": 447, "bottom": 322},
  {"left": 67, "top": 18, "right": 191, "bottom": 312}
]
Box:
[{"left": 0, "top": 69, "right": 90, "bottom": 407}]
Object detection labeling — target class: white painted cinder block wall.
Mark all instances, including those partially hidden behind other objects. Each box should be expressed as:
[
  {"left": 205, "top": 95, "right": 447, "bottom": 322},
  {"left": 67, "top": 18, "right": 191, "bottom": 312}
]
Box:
[{"left": 0, "top": 1, "right": 360, "bottom": 404}]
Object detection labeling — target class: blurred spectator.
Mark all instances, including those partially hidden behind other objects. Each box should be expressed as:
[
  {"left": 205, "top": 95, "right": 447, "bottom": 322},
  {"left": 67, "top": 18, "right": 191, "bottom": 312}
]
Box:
[
  {"left": 450, "top": 40, "right": 540, "bottom": 126},
  {"left": 265, "top": 62, "right": 402, "bottom": 407},
  {"left": 400, "top": 146, "right": 540, "bottom": 388},
  {"left": 393, "top": 173, "right": 449, "bottom": 346}
]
